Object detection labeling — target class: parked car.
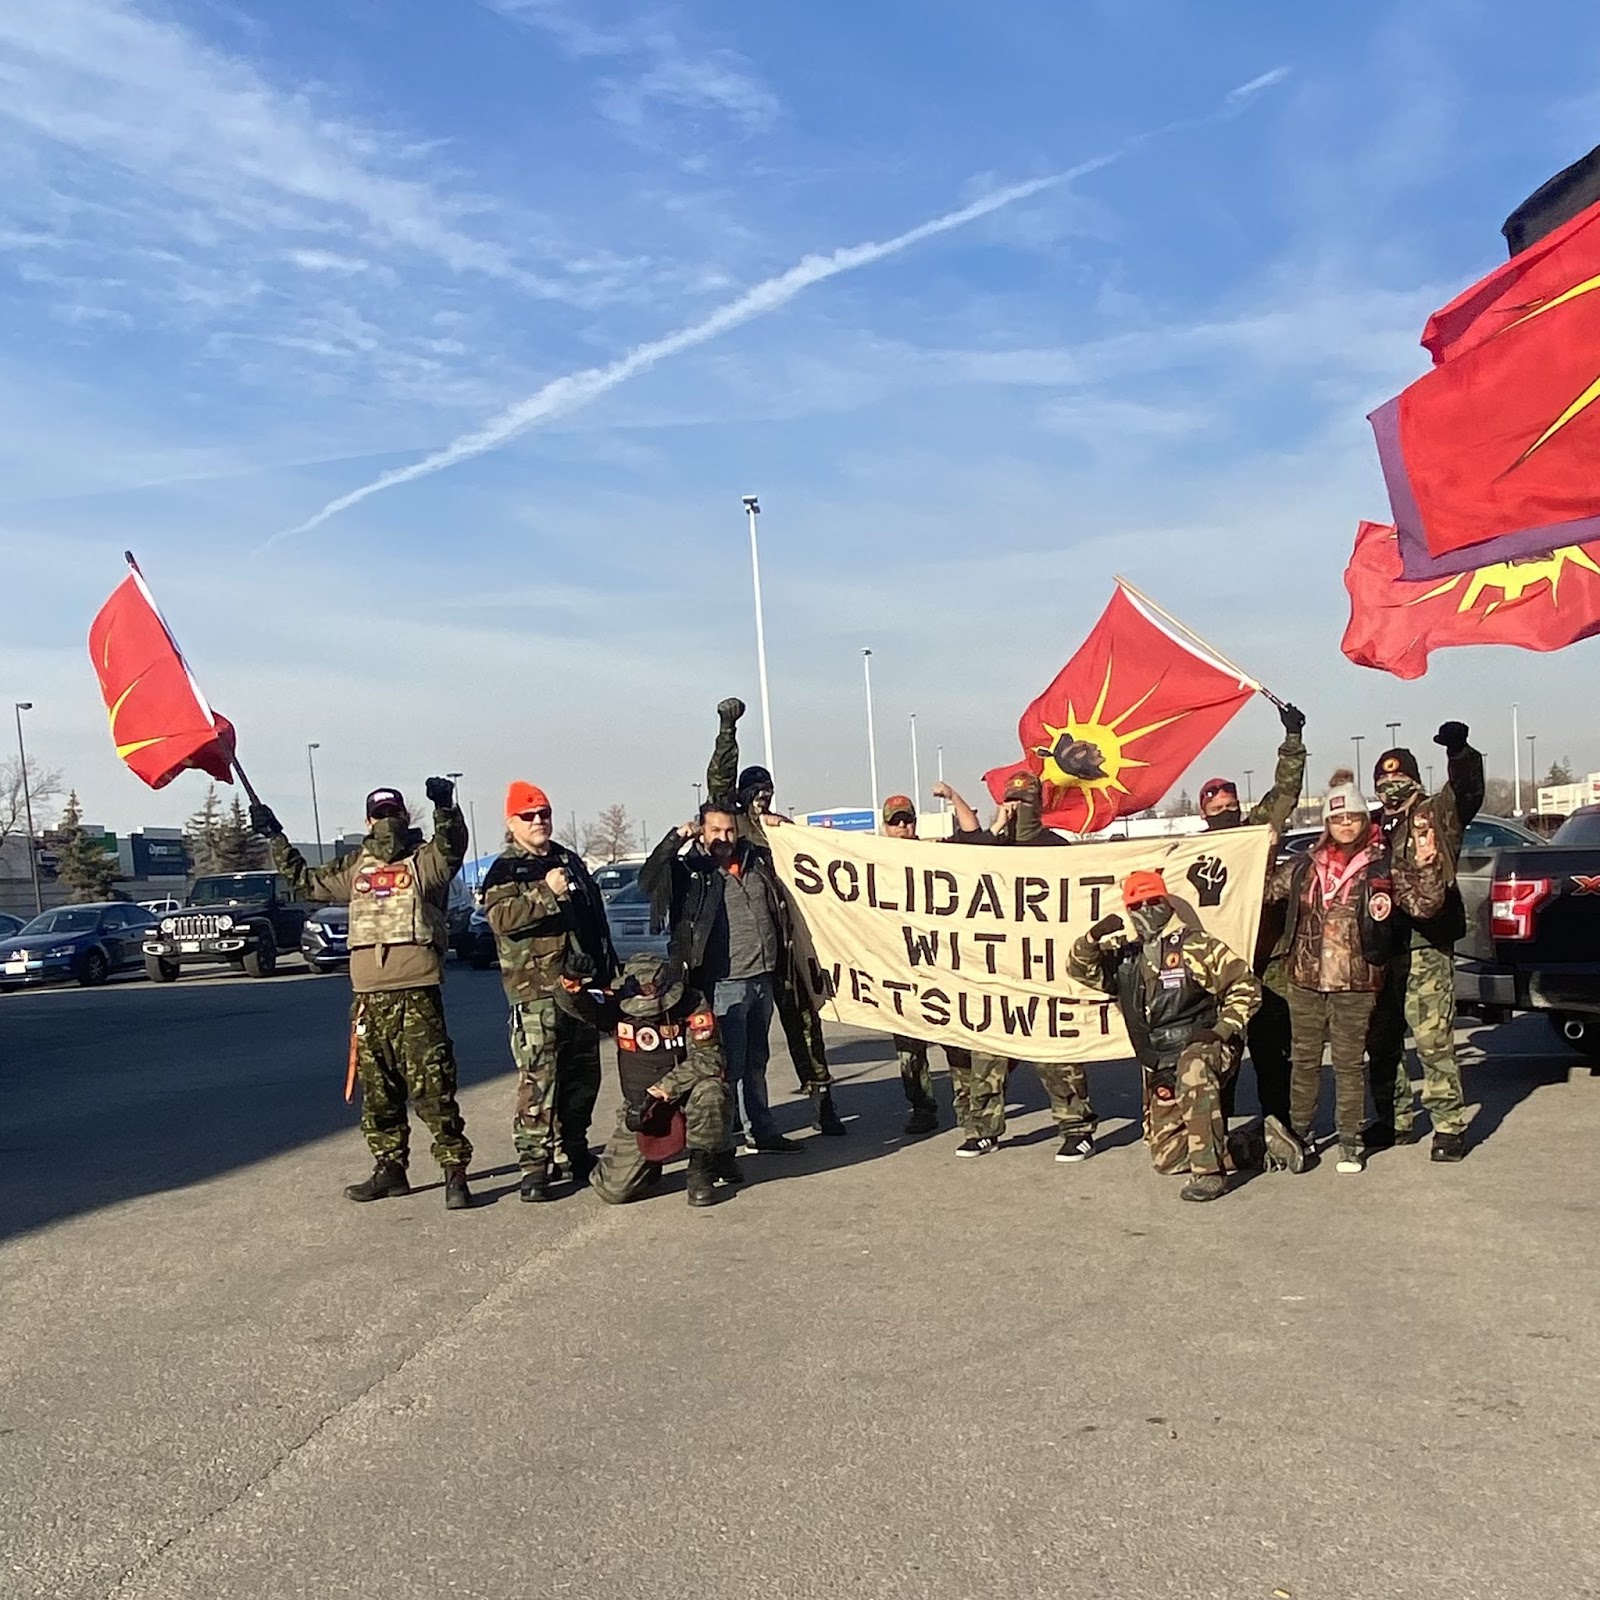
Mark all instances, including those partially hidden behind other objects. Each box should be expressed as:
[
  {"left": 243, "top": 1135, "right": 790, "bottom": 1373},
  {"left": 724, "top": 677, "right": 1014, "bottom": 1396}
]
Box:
[
  {"left": 300, "top": 904, "right": 349, "bottom": 974},
  {"left": 465, "top": 905, "right": 497, "bottom": 970},
  {"left": 593, "top": 861, "right": 644, "bottom": 900},
  {"left": 1454, "top": 805, "right": 1600, "bottom": 1059},
  {"left": 0, "top": 912, "right": 25, "bottom": 941},
  {"left": 448, "top": 877, "right": 476, "bottom": 961},
  {"left": 141, "top": 872, "right": 310, "bottom": 981},
  {"left": 0, "top": 902, "right": 158, "bottom": 989},
  {"left": 606, "top": 881, "right": 666, "bottom": 962},
  {"left": 139, "top": 898, "right": 183, "bottom": 917}
]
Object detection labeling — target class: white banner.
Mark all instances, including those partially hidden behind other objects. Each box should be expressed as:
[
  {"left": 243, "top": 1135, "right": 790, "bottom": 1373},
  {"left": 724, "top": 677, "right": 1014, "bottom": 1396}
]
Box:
[{"left": 764, "top": 824, "right": 1272, "bottom": 1062}]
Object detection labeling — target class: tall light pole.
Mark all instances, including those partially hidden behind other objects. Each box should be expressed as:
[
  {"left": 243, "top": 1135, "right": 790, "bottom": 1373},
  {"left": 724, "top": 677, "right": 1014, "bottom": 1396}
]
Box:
[
  {"left": 469, "top": 801, "right": 481, "bottom": 887},
  {"left": 446, "top": 771, "right": 464, "bottom": 876},
  {"left": 1352, "top": 734, "right": 1364, "bottom": 777},
  {"left": 1512, "top": 703, "right": 1522, "bottom": 815},
  {"left": 1243, "top": 769, "right": 1254, "bottom": 805},
  {"left": 936, "top": 745, "right": 946, "bottom": 809},
  {"left": 909, "top": 713, "right": 921, "bottom": 811},
  {"left": 13, "top": 702, "right": 41, "bottom": 915},
  {"left": 742, "top": 495, "right": 775, "bottom": 775},
  {"left": 1386, "top": 721, "right": 1400, "bottom": 748},
  {"left": 692, "top": 781, "right": 703, "bottom": 810},
  {"left": 306, "top": 743, "right": 325, "bottom": 864},
  {"left": 862, "top": 649, "right": 880, "bottom": 830},
  {"left": 1528, "top": 734, "right": 1538, "bottom": 806}
]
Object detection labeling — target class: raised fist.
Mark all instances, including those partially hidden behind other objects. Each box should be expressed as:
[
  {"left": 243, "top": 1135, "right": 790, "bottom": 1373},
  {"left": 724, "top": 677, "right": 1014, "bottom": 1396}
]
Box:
[
  {"left": 1186, "top": 855, "right": 1229, "bottom": 907},
  {"left": 1088, "top": 913, "right": 1124, "bottom": 942},
  {"left": 931, "top": 780, "right": 954, "bottom": 801},
  {"left": 1433, "top": 722, "right": 1469, "bottom": 755},
  {"left": 248, "top": 802, "right": 283, "bottom": 837},
  {"left": 1278, "top": 702, "right": 1306, "bottom": 736},
  {"left": 425, "top": 776, "right": 455, "bottom": 807},
  {"left": 563, "top": 950, "right": 598, "bottom": 984},
  {"left": 717, "top": 697, "right": 746, "bottom": 724}
]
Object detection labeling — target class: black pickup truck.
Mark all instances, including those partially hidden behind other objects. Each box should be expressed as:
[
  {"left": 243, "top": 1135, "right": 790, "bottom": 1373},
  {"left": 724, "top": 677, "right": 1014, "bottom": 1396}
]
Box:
[
  {"left": 142, "top": 872, "right": 310, "bottom": 981},
  {"left": 1455, "top": 805, "right": 1600, "bottom": 1061}
]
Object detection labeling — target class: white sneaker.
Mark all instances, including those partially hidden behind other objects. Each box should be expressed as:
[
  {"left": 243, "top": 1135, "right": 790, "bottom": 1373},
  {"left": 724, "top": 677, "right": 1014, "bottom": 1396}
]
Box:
[{"left": 1335, "top": 1144, "right": 1365, "bottom": 1174}]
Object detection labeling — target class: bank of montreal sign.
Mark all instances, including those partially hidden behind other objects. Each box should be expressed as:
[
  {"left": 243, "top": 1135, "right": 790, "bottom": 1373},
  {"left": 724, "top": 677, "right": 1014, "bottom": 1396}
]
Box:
[{"left": 799, "top": 809, "right": 876, "bottom": 832}]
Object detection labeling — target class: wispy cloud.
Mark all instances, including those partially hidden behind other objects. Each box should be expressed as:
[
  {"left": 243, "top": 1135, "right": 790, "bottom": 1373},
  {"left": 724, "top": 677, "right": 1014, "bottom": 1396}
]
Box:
[
  {"left": 488, "top": 0, "right": 780, "bottom": 138},
  {"left": 1228, "top": 65, "right": 1292, "bottom": 104}
]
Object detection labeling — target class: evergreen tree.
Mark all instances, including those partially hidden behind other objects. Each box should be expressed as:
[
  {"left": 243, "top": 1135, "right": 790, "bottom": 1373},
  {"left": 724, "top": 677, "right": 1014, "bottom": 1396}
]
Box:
[
  {"left": 185, "top": 785, "right": 224, "bottom": 875},
  {"left": 1544, "top": 757, "right": 1575, "bottom": 787},
  {"left": 213, "top": 795, "right": 267, "bottom": 871},
  {"left": 54, "top": 791, "right": 119, "bottom": 902}
]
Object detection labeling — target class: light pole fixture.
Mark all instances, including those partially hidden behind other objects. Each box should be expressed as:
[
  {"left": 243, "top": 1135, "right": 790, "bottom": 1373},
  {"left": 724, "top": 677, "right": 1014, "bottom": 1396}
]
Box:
[
  {"left": 742, "top": 495, "right": 775, "bottom": 775},
  {"left": 307, "top": 743, "right": 325, "bottom": 864},
  {"left": 862, "top": 649, "right": 880, "bottom": 831},
  {"left": 13, "top": 702, "right": 41, "bottom": 915},
  {"left": 1386, "top": 721, "right": 1400, "bottom": 746},
  {"left": 1243, "top": 769, "right": 1254, "bottom": 805},
  {"left": 1352, "top": 735, "right": 1364, "bottom": 776}
]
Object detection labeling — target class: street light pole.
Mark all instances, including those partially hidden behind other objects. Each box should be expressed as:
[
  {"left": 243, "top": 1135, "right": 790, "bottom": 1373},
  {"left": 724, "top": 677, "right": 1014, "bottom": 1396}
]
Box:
[
  {"left": 307, "top": 743, "right": 325, "bottom": 864},
  {"left": 1243, "top": 769, "right": 1254, "bottom": 805},
  {"left": 445, "top": 770, "right": 464, "bottom": 877},
  {"left": 469, "top": 801, "right": 481, "bottom": 887},
  {"left": 1352, "top": 735, "right": 1364, "bottom": 777},
  {"left": 936, "top": 745, "right": 946, "bottom": 810},
  {"left": 743, "top": 495, "right": 775, "bottom": 775},
  {"left": 13, "top": 702, "right": 41, "bottom": 915},
  {"left": 1528, "top": 734, "right": 1538, "bottom": 806},
  {"left": 909, "top": 713, "right": 921, "bottom": 811},
  {"left": 862, "top": 649, "right": 880, "bottom": 831},
  {"left": 1512, "top": 703, "right": 1522, "bottom": 815}
]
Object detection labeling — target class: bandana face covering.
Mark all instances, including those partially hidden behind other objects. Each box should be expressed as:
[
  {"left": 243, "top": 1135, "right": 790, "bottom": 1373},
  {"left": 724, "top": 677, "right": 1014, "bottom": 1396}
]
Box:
[
  {"left": 1131, "top": 900, "right": 1172, "bottom": 942},
  {"left": 366, "top": 817, "right": 411, "bottom": 863},
  {"left": 1377, "top": 778, "right": 1421, "bottom": 812}
]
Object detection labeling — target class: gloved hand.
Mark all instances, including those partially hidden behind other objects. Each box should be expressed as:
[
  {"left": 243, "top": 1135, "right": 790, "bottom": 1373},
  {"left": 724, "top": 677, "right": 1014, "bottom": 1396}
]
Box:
[
  {"left": 717, "top": 697, "right": 746, "bottom": 724},
  {"left": 1434, "top": 721, "right": 1469, "bottom": 754},
  {"left": 249, "top": 802, "right": 283, "bottom": 837},
  {"left": 563, "top": 950, "right": 597, "bottom": 985},
  {"left": 1278, "top": 701, "right": 1306, "bottom": 736},
  {"left": 624, "top": 1095, "right": 667, "bottom": 1134},
  {"left": 1088, "top": 914, "right": 1124, "bottom": 941},
  {"left": 425, "top": 775, "right": 455, "bottom": 808}
]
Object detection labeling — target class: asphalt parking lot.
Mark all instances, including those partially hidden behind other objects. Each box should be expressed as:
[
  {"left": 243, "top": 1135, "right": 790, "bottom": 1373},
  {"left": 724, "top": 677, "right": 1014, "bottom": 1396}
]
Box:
[{"left": 2, "top": 962, "right": 1597, "bottom": 1600}]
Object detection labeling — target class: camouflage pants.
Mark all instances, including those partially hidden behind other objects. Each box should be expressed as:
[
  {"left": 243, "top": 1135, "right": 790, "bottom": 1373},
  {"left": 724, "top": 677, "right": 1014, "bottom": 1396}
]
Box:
[
  {"left": 1145, "top": 1041, "right": 1236, "bottom": 1176},
  {"left": 892, "top": 1035, "right": 972, "bottom": 1115},
  {"left": 959, "top": 1053, "right": 1011, "bottom": 1138},
  {"left": 590, "top": 1075, "right": 732, "bottom": 1205},
  {"left": 352, "top": 987, "right": 471, "bottom": 1171},
  {"left": 1366, "top": 944, "right": 1466, "bottom": 1135},
  {"left": 509, "top": 998, "right": 602, "bottom": 1171},
  {"left": 1287, "top": 986, "right": 1377, "bottom": 1145},
  {"left": 776, "top": 964, "right": 830, "bottom": 1089},
  {"left": 1030, "top": 1060, "right": 1096, "bottom": 1137}
]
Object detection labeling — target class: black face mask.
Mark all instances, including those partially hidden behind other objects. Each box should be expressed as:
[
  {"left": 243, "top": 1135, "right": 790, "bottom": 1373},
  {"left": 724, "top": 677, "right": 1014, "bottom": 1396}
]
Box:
[
  {"left": 1377, "top": 778, "right": 1422, "bottom": 813},
  {"left": 1131, "top": 900, "right": 1172, "bottom": 942},
  {"left": 1204, "top": 806, "right": 1243, "bottom": 831},
  {"left": 366, "top": 816, "right": 411, "bottom": 864}
]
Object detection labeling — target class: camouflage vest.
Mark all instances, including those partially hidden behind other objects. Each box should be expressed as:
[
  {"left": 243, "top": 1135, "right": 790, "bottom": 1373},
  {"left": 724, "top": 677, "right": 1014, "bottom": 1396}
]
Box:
[{"left": 348, "top": 850, "right": 445, "bottom": 950}]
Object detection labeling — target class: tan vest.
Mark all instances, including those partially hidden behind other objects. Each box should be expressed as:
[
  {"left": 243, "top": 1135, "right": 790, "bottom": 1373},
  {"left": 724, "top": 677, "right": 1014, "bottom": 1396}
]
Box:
[{"left": 348, "top": 850, "right": 445, "bottom": 951}]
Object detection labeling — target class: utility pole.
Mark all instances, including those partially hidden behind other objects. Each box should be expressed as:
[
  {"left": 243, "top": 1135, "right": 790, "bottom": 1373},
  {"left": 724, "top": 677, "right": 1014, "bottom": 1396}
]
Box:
[
  {"left": 742, "top": 496, "right": 775, "bottom": 775},
  {"left": 13, "top": 702, "right": 41, "bottom": 915}
]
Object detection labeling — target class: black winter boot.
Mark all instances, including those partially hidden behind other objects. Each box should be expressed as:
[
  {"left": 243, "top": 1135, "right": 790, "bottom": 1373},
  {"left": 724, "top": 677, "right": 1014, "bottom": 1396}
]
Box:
[
  {"left": 685, "top": 1150, "right": 716, "bottom": 1208},
  {"left": 519, "top": 1165, "right": 550, "bottom": 1203},
  {"left": 563, "top": 1144, "right": 596, "bottom": 1186},
  {"left": 344, "top": 1160, "right": 410, "bottom": 1203},
  {"left": 813, "top": 1086, "right": 847, "bottom": 1136},
  {"left": 708, "top": 1148, "right": 744, "bottom": 1185},
  {"left": 443, "top": 1165, "right": 473, "bottom": 1210}
]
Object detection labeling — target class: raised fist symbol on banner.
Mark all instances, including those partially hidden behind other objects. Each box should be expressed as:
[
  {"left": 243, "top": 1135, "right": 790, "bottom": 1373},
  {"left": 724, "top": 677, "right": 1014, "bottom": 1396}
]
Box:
[{"left": 1186, "top": 855, "right": 1228, "bottom": 908}]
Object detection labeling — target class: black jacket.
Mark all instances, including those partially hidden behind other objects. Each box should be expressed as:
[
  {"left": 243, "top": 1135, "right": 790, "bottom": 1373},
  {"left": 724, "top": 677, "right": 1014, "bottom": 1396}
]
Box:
[{"left": 641, "top": 829, "right": 800, "bottom": 994}]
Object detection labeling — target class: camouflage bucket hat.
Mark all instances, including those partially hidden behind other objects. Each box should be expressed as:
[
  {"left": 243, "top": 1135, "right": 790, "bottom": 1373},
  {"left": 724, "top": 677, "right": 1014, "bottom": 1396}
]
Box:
[{"left": 617, "top": 953, "right": 684, "bottom": 1018}]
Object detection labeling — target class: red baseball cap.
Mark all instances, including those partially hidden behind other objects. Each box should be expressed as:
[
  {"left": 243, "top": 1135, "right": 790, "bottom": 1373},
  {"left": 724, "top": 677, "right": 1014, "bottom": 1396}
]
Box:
[
  {"left": 506, "top": 781, "right": 552, "bottom": 818},
  {"left": 1121, "top": 869, "right": 1169, "bottom": 908},
  {"left": 882, "top": 794, "right": 916, "bottom": 824}
]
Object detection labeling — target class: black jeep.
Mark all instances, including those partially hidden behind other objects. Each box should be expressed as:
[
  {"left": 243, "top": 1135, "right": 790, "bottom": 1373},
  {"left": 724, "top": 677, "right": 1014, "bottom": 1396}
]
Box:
[{"left": 142, "top": 872, "right": 310, "bottom": 981}]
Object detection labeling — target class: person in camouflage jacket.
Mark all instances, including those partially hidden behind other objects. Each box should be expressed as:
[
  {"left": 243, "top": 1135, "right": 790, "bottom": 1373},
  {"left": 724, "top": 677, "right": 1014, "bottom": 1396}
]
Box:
[
  {"left": 1067, "top": 868, "right": 1262, "bottom": 1203},
  {"left": 1365, "top": 722, "right": 1485, "bottom": 1161},
  {"left": 482, "top": 781, "right": 617, "bottom": 1202}
]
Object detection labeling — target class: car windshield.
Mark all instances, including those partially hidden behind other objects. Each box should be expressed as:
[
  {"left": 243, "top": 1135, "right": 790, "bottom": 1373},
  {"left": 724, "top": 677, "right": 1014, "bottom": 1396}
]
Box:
[
  {"left": 190, "top": 877, "right": 271, "bottom": 906},
  {"left": 607, "top": 882, "right": 649, "bottom": 907},
  {"left": 1553, "top": 811, "right": 1600, "bottom": 846},
  {"left": 19, "top": 908, "right": 100, "bottom": 936},
  {"left": 1463, "top": 817, "right": 1547, "bottom": 850},
  {"left": 594, "top": 865, "right": 640, "bottom": 896}
]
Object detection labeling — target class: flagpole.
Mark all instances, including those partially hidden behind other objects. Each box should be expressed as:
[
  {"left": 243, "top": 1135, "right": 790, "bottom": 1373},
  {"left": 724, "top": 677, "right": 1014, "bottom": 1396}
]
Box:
[
  {"left": 1112, "top": 575, "right": 1285, "bottom": 709},
  {"left": 122, "top": 549, "right": 262, "bottom": 806}
]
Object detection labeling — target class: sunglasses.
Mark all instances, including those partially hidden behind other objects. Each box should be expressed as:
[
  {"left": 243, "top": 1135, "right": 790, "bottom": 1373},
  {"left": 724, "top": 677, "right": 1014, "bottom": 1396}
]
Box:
[{"left": 517, "top": 809, "right": 553, "bottom": 822}]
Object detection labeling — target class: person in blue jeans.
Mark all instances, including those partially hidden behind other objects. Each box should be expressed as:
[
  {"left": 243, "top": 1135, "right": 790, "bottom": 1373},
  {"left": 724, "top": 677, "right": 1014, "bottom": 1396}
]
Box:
[{"left": 641, "top": 800, "right": 803, "bottom": 1153}]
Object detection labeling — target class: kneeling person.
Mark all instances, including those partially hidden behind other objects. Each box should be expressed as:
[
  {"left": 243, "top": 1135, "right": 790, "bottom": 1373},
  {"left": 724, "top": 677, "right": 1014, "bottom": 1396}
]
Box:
[
  {"left": 558, "top": 953, "right": 735, "bottom": 1208},
  {"left": 1067, "top": 870, "right": 1262, "bottom": 1202}
]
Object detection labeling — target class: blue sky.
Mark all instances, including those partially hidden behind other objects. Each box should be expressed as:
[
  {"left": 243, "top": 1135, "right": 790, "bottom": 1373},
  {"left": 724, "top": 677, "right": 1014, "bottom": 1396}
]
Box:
[{"left": 3, "top": 0, "right": 1598, "bottom": 845}]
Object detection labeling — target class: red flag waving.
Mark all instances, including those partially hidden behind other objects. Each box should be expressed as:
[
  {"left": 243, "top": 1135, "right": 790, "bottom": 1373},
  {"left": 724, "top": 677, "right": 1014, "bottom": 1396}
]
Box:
[
  {"left": 984, "top": 585, "right": 1255, "bottom": 834},
  {"left": 88, "top": 562, "right": 237, "bottom": 790},
  {"left": 1342, "top": 520, "right": 1600, "bottom": 680},
  {"left": 1376, "top": 196, "right": 1600, "bottom": 565}
]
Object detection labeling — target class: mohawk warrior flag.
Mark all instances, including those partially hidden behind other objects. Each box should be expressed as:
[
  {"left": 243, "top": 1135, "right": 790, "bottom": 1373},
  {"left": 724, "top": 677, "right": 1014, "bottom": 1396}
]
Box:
[
  {"left": 1342, "top": 520, "right": 1600, "bottom": 681},
  {"left": 984, "top": 585, "right": 1255, "bottom": 834},
  {"left": 88, "top": 560, "right": 237, "bottom": 790},
  {"left": 1373, "top": 164, "right": 1600, "bottom": 580}
]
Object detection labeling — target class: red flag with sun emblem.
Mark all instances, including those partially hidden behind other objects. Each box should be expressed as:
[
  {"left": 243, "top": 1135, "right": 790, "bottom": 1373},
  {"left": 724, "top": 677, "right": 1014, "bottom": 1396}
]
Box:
[
  {"left": 1372, "top": 194, "right": 1600, "bottom": 568},
  {"left": 983, "top": 585, "right": 1256, "bottom": 834},
  {"left": 1342, "top": 520, "right": 1600, "bottom": 680},
  {"left": 88, "top": 558, "right": 237, "bottom": 790}
]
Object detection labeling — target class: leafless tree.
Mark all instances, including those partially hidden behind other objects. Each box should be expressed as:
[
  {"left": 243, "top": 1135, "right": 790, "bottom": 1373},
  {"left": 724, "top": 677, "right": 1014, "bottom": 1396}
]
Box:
[
  {"left": 579, "top": 804, "right": 635, "bottom": 863},
  {"left": 0, "top": 756, "right": 64, "bottom": 853}
]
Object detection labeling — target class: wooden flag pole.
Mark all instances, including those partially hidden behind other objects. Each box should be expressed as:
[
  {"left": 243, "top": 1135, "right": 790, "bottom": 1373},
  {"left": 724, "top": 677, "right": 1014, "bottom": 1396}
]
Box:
[
  {"left": 1113, "top": 575, "right": 1288, "bottom": 711},
  {"left": 121, "top": 549, "right": 263, "bottom": 804}
]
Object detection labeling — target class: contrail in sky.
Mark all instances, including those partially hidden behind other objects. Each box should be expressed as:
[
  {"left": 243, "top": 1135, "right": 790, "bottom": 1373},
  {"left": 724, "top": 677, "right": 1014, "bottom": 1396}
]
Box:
[{"left": 265, "top": 70, "right": 1290, "bottom": 547}]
